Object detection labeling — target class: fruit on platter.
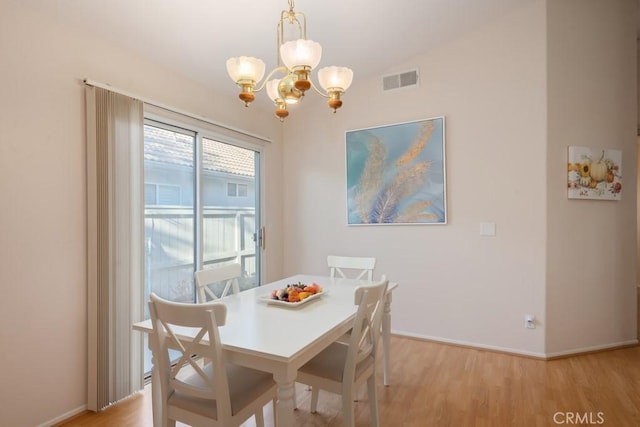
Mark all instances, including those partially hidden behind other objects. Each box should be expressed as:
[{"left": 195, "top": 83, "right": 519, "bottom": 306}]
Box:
[{"left": 271, "top": 282, "right": 323, "bottom": 303}]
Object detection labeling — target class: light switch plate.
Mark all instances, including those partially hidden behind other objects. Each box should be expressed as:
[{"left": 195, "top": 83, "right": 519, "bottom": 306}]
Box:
[{"left": 480, "top": 222, "right": 496, "bottom": 236}]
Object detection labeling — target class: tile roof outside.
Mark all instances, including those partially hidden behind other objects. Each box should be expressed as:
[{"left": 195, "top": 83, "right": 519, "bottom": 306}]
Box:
[{"left": 144, "top": 125, "right": 254, "bottom": 177}]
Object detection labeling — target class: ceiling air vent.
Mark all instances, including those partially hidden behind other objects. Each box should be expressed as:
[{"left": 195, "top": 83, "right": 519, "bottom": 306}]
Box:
[{"left": 382, "top": 69, "right": 419, "bottom": 91}]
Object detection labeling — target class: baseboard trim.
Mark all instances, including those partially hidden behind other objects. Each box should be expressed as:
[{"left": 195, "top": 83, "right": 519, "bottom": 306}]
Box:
[
  {"left": 544, "top": 339, "right": 639, "bottom": 359},
  {"left": 391, "top": 330, "right": 639, "bottom": 360},
  {"left": 39, "top": 405, "right": 87, "bottom": 427},
  {"left": 391, "top": 329, "right": 547, "bottom": 359}
]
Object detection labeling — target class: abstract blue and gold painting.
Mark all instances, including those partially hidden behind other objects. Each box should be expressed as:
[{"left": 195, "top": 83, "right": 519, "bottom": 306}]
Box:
[{"left": 346, "top": 117, "right": 446, "bottom": 225}]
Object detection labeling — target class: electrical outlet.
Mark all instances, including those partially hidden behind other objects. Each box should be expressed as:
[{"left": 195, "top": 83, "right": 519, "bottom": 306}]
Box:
[{"left": 524, "top": 315, "right": 536, "bottom": 329}]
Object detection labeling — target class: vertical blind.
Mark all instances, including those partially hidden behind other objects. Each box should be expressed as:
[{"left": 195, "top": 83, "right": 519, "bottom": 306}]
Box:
[{"left": 85, "top": 86, "right": 144, "bottom": 411}]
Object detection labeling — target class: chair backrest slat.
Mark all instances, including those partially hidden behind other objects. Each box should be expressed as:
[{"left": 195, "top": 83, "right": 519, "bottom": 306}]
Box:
[
  {"left": 327, "top": 255, "right": 376, "bottom": 281},
  {"left": 195, "top": 263, "right": 242, "bottom": 302}
]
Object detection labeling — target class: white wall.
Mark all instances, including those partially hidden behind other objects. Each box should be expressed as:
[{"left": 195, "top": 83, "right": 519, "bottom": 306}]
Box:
[
  {"left": 546, "top": 0, "right": 637, "bottom": 355},
  {"left": 282, "top": 0, "right": 637, "bottom": 357},
  {"left": 0, "top": 2, "right": 284, "bottom": 426},
  {"left": 282, "top": 1, "right": 548, "bottom": 356}
]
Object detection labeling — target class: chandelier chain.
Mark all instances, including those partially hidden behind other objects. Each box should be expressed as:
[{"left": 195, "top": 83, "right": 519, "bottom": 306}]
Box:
[{"left": 285, "top": 0, "right": 299, "bottom": 27}]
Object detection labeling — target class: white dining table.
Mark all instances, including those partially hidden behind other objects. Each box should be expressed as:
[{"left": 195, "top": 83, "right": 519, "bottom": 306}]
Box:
[{"left": 132, "top": 274, "right": 398, "bottom": 427}]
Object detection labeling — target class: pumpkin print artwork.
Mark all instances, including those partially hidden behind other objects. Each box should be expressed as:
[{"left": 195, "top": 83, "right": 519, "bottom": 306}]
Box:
[{"left": 567, "top": 146, "right": 622, "bottom": 200}]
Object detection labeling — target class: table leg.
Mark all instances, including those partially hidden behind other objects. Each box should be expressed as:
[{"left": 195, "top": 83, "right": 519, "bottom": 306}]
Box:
[
  {"left": 273, "top": 372, "right": 296, "bottom": 427},
  {"left": 382, "top": 292, "right": 392, "bottom": 386},
  {"left": 144, "top": 337, "right": 163, "bottom": 427},
  {"left": 151, "top": 363, "right": 162, "bottom": 426}
]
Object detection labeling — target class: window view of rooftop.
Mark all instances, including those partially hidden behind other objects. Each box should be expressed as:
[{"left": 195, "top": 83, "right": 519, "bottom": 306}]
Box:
[{"left": 142, "top": 123, "right": 260, "bottom": 373}]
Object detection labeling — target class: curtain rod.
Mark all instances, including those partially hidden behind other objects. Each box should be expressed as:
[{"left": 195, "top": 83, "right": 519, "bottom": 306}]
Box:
[{"left": 82, "top": 78, "right": 272, "bottom": 143}]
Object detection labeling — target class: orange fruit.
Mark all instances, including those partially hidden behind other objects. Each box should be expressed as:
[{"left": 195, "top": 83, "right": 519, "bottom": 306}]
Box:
[
  {"left": 299, "top": 292, "right": 311, "bottom": 300},
  {"left": 288, "top": 294, "right": 300, "bottom": 302}
]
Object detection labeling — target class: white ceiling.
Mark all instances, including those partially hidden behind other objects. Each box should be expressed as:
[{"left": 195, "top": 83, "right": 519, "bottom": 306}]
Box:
[{"left": 26, "top": 0, "right": 536, "bottom": 102}]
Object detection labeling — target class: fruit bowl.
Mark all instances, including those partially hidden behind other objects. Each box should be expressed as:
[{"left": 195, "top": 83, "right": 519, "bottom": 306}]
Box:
[{"left": 262, "top": 282, "right": 325, "bottom": 307}]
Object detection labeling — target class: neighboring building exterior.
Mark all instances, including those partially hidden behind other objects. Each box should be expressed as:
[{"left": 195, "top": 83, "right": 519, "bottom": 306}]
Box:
[{"left": 143, "top": 124, "right": 257, "bottom": 303}]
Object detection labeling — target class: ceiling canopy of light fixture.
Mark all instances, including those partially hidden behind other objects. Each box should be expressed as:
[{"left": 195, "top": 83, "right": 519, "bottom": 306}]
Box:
[{"left": 226, "top": 0, "right": 353, "bottom": 122}]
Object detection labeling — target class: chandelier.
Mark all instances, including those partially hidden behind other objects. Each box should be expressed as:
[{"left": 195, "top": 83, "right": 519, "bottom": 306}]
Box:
[{"left": 226, "top": 0, "right": 354, "bottom": 121}]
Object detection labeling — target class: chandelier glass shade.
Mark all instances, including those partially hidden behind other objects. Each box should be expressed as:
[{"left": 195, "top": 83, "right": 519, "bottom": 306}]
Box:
[{"left": 226, "top": 0, "right": 353, "bottom": 121}]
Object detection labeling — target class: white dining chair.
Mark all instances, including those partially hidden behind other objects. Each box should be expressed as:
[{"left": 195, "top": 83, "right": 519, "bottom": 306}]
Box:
[
  {"left": 148, "top": 293, "right": 276, "bottom": 427},
  {"left": 296, "top": 276, "right": 388, "bottom": 427},
  {"left": 195, "top": 263, "right": 242, "bottom": 302},
  {"left": 327, "top": 255, "right": 376, "bottom": 281},
  {"left": 327, "top": 255, "right": 377, "bottom": 349}
]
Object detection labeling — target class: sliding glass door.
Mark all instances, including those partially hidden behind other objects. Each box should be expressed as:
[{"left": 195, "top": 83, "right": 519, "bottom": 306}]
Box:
[
  {"left": 144, "top": 123, "right": 197, "bottom": 304},
  {"left": 142, "top": 119, "right": 261, "bottom": 373},
  {"left": 200, "top": 138, "right": 260, "bottom": 291}
]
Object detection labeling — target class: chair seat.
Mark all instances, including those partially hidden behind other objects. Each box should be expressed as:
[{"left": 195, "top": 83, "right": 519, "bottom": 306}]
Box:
[
  {"left": 298, "top": 341, "right": 375, "bottom": 385},
  {"left": 169, "top": 362, "right": 275, "bottom": 420}
]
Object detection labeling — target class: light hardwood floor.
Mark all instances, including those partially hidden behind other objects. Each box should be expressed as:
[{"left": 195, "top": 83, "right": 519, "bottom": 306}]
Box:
[{"left": 59, "top": 336, "right": 640, "bottom": 426}]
